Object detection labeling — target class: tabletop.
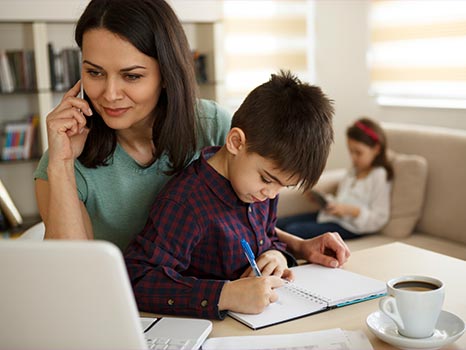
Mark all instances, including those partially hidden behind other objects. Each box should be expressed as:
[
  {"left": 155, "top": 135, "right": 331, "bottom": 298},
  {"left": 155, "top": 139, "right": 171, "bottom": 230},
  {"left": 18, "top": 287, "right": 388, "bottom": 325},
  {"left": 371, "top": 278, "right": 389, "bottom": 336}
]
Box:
[{"left": 205, "top": 242, "right": 466, "bottom": 349}]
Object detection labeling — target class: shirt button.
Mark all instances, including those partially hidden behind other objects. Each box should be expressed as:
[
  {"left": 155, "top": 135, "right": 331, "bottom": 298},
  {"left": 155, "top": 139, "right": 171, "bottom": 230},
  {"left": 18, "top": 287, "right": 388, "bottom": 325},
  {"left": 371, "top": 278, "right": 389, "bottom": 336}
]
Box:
[
  {"left": 167, "top": 299, "right": 175, "bottom": 306},
  {"left": 259, "top": 239, "right": 264, "bottom": 245},
  {"left": 248, "top": 207, "right": 252, "bottom": 213},
  {"left": 200, "top": 300, "right": 208, "bottom": 308}
]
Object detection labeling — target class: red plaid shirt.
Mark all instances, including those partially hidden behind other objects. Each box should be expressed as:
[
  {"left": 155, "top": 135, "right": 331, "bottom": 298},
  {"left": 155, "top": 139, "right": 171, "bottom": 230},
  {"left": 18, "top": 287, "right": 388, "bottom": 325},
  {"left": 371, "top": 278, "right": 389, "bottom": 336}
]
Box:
[{"left": 125, "top": 147, "right": 294, "bottom": 319}]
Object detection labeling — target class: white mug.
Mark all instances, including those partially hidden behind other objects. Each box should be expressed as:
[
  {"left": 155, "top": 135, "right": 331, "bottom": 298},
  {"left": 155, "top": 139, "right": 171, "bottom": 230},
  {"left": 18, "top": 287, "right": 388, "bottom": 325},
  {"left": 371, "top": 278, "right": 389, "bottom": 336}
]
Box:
[{"left": 379, "top": 275, "right": 444, "bottom": 338}]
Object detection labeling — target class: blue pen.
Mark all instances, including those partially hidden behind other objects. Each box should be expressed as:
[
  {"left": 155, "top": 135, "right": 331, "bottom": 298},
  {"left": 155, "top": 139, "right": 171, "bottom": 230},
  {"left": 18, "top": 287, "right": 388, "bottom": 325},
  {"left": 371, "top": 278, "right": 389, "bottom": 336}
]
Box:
[{"left": 241, "top": 238, "right": 262, "bottom": 277}]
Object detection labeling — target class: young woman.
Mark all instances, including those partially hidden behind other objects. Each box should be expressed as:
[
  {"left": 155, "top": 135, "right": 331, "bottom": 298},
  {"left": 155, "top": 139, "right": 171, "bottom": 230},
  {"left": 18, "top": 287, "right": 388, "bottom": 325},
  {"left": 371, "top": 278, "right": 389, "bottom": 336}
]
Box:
[
  {"left": 34, "top": 0, "right": 231, "bottom": 250},
  {"left": 277, "top": 117, "right": 393, "bottom": 240}
]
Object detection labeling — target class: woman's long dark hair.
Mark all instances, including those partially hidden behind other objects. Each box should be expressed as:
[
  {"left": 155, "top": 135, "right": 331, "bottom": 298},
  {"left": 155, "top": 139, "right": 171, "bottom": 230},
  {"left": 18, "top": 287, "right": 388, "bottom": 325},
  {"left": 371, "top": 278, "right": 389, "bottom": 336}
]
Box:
[
  {"left": 346, "top": 117, "right": 394, "bottom": 180},
  {"left": 75, "top": 0, "right": 199, "bottom": 174}
]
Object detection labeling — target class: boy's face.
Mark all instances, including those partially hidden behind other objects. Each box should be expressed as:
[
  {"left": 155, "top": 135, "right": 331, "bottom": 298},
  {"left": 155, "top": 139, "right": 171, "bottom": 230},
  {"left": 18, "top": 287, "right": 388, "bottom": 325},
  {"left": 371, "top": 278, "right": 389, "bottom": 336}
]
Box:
[{"left": 228, "top": 150, "right": 299, "bottom": 204}]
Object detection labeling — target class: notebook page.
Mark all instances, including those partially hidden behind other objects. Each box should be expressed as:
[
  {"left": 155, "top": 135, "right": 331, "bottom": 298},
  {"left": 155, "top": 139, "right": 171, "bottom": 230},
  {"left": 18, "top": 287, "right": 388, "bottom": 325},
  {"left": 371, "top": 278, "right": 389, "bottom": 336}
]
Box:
[
  {"left": 290, "top": 264, "right": 386, "bottom": 306},
  {"left": 227, "top": 283, "right": 327, "bottom": 330}
]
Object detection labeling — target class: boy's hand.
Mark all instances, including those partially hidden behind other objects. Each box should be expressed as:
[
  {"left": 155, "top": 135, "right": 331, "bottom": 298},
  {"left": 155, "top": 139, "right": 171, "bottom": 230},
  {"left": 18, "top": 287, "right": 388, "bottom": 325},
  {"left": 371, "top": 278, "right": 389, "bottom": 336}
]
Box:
[
  {"left": 241, "top": 249, "right": 294, "bottom": 281},
  {"left": 218, "top": 276, "right": 284, "bottom": 314}
]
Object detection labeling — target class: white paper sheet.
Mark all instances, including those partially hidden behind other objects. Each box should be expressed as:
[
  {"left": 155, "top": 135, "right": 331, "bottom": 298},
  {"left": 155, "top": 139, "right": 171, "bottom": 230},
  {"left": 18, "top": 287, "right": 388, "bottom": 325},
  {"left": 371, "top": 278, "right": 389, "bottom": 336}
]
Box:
[{"left": 201, "top": 328, "right": 373, "bottom": 350}]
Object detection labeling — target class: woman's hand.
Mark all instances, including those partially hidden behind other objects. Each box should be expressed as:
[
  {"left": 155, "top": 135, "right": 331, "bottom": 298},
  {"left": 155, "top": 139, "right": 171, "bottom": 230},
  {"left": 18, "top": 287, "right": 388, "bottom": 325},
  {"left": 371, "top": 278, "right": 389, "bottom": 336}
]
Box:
[
  {"left": 46, "top": 81, "right": 93, "bottom": 164},
  {"left": 241, "top": 249, "right": 294, "bottom": 281},
  {"left": 297, "top": 232, "right": 351, "bottom": 267},
  {"left": 218, "top": 276, "right": 284, "bottom": 314}
]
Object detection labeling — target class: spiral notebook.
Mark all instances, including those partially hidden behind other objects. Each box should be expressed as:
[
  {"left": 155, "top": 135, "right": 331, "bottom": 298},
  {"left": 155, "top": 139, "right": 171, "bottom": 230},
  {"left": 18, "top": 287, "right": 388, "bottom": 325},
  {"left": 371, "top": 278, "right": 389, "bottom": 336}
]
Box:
[{"left": 228, "top": 264, "right": 386, "bottom": 330}]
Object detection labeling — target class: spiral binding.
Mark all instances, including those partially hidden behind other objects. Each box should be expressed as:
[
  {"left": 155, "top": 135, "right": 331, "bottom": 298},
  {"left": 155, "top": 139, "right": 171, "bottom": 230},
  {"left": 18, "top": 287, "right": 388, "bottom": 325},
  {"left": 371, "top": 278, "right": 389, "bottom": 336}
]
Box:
[{"left": 283, "top": 282, "right": 331, "bottom": 305}]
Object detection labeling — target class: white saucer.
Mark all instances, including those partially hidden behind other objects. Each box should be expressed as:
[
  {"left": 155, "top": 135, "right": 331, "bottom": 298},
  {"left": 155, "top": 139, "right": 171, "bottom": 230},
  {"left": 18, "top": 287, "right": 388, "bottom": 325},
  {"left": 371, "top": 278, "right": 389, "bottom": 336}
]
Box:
[{"left": 366, "top": 310, "right": 465, "bottom": 350}]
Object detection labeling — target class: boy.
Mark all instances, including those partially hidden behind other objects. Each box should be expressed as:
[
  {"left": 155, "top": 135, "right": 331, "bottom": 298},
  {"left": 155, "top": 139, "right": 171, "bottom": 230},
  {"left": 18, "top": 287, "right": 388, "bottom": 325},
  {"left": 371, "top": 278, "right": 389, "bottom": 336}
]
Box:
[{"left": 125, "top": 71, "right": 335, "bottom": 319}]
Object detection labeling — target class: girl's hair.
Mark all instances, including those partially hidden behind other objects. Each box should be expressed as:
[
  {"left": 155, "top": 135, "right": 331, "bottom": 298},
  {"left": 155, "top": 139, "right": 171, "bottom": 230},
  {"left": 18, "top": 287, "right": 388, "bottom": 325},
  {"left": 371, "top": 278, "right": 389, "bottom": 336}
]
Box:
[
  {"left": 75, "top": 0, "right": 199, "bottom": 174},
  {"left": 346, "top": 117, "right": 394, "bottom": 180}
]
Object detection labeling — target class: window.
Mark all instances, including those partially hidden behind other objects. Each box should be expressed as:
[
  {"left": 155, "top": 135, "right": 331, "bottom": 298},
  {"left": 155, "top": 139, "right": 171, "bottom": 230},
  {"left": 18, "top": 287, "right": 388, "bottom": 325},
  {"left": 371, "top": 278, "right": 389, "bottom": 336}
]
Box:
[
  {"left": 369, "top": 0, "right": 466, "bottom": 109},
  {"left": 223, "top": 0, "right": 309, "bottom": 110}
]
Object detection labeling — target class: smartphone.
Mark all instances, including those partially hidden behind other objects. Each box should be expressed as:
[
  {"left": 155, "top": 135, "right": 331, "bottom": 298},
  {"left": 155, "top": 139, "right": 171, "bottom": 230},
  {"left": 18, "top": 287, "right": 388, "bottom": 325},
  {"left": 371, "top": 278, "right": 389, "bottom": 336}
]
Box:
[
  {"left": 310, "top": 190, "right": 328, "bottom": 208},
  {"left": 78, "top": 82, "right": 92, "bottom": 128}
]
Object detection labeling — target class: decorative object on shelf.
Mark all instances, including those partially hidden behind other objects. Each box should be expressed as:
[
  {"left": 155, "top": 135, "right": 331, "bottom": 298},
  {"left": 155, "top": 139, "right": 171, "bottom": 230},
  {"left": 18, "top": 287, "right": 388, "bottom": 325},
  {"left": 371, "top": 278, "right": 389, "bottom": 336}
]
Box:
[
  {"left": 0, "top": 207, "right": 8, "bottom": 231},
  {"left": 193, "top": 50, "right": 208, "bottom": 84},
  {"left": 0, "top": 178, "right": 23, "bottom": 228}
]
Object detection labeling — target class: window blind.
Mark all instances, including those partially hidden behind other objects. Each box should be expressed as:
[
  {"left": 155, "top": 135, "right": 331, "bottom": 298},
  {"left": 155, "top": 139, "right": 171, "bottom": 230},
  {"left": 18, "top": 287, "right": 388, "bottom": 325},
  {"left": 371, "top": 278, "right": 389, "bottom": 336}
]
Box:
[
  {"left": 223, "top": 0, "right": 308, "bottom": 110},
  {"left": 369, "top": 0, "right": 466, "bottom": 108}
]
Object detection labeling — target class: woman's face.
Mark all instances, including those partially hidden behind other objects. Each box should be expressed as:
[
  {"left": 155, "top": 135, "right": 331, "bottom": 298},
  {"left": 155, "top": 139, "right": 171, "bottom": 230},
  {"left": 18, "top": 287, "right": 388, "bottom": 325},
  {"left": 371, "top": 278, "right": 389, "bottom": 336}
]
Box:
[{"left": 81, "top": 28, "right": 162, "bottom": 131}]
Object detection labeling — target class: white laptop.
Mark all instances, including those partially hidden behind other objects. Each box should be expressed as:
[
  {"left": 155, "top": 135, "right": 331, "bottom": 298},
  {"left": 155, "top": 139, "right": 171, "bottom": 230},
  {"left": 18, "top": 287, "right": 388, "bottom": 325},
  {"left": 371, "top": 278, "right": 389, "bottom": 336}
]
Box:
[{"left": 0, "top": 240, "right": 212, "bottom": 350}]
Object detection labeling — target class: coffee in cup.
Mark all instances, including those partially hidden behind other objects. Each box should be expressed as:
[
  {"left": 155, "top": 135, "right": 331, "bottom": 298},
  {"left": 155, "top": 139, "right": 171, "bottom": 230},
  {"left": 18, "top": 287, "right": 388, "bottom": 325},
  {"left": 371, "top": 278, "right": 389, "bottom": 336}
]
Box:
[{"left": 379, "top": 275, "right": 444, "bottom": 338}]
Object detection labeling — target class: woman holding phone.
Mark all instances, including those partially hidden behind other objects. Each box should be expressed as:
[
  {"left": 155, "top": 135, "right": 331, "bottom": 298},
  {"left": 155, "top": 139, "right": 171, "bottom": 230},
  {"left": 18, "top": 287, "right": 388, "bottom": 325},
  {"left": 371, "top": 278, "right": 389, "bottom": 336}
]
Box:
[
  {"left": 34, "top": 0, "right": 350, "bottom": 269},
  {"left": 34, "top": 0, "right": 230, "bottom": 250}
]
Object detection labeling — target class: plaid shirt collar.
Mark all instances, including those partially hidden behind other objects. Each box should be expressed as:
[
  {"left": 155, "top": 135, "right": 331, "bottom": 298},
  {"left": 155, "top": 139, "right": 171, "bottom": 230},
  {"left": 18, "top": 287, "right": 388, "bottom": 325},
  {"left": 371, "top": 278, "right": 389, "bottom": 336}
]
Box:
[{"left": 196, "top": 146, "right": 252, "bottom": 210}]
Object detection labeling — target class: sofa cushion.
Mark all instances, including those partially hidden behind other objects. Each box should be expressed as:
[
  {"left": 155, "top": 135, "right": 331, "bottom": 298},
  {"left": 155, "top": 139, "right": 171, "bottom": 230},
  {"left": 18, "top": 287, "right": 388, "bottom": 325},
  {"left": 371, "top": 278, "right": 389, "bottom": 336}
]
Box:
[{"left": 381, "top": 151, "right": 428, "bottom": 238}]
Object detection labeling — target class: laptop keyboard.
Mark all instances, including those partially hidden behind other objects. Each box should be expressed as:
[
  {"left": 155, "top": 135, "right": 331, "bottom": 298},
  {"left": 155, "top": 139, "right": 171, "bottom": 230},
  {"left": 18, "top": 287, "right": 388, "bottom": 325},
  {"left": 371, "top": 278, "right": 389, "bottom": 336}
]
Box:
[{"left": 146, "top": 337, "right": 194, "bottom": 350}]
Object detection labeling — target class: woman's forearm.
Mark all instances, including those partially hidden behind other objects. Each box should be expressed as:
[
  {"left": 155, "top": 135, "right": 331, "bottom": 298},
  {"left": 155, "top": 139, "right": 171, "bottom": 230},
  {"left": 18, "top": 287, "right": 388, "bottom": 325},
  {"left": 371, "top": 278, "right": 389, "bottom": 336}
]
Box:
[
  {"left": 43, "top": 160, "right": 91, "bottom": 239},
  {"left": 275, "top": 227, "right": 303, "bottom": 259}
]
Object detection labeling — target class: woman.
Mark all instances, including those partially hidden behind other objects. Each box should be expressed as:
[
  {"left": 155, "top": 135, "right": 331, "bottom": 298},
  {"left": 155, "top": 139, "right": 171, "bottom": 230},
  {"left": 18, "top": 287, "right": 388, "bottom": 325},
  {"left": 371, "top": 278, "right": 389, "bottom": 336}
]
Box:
[{"left": 34, "top": 0, "right": 230, "bottom": 250}]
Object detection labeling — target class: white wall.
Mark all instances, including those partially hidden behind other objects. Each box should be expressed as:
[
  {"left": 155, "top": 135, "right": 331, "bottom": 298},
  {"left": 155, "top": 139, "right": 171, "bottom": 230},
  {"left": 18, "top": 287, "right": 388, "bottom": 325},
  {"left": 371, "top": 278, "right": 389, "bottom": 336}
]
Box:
[{"left": 312, "top": 0, "right": 466, "bottom": 169}]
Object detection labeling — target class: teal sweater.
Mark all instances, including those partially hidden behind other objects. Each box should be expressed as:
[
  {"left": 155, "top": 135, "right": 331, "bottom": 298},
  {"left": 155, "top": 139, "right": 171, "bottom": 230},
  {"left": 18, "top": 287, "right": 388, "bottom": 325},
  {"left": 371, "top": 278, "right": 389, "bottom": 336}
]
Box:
[{"left": 34, "top": 99, "right": 231, "bottom": 250}]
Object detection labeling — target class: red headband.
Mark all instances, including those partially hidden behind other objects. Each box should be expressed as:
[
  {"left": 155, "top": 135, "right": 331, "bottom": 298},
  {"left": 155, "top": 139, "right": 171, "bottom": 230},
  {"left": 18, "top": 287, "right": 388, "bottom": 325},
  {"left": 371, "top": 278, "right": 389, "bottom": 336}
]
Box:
[{"left": 355, "top": 121, "right": 379, "bottom": 143}]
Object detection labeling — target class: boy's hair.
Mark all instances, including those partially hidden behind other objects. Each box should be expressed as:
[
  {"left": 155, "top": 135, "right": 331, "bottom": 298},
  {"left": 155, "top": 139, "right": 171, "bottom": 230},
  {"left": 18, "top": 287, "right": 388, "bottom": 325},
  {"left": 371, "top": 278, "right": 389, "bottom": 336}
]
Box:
[
  {"left": 347, "top": 117, "right": 394, "bottom": 180},
  {"left": 231, "top": 70, "right": 334, "bottom": 191}
]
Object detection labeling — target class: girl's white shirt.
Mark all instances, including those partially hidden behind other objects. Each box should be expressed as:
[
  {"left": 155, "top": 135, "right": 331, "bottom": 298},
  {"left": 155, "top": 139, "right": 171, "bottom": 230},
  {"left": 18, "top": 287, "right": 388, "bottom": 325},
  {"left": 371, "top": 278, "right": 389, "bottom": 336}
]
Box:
[{"left": 317, "top": 166, "right": 392, "bottom": 234}]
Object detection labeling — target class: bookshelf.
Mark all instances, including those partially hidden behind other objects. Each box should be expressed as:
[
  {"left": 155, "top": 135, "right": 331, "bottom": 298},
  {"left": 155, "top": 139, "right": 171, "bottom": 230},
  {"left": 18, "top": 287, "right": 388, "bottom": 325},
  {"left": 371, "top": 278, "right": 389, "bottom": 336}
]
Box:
[{"left": 0, "top": 0, "right": 224, "bottom": 226}]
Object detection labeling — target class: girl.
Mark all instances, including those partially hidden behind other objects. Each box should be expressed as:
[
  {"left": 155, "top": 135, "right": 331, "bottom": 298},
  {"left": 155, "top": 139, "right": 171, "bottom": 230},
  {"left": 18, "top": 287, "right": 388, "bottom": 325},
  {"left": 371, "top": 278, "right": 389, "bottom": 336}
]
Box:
[{"left": 277, "top": 118, "right": 393, "bottom": 239}]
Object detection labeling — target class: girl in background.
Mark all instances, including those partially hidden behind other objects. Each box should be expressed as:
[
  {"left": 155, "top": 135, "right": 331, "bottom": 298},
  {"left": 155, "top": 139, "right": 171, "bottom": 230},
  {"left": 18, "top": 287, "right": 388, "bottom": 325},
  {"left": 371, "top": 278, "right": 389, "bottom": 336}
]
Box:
[{"left": 277, "top": 117, "right": 393, "bottom": 239}]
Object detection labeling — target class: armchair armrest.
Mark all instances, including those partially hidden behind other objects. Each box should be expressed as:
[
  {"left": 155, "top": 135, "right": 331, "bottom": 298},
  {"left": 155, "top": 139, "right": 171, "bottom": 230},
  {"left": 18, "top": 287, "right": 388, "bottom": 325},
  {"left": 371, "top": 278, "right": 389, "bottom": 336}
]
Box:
[{"left": 277, "top": 168, "right": 345, "bottom": 218}]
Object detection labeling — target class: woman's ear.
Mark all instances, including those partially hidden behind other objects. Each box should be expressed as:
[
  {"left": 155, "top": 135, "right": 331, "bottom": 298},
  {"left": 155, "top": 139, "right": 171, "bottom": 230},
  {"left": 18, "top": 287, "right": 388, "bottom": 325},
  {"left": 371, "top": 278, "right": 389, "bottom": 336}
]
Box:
[{"left": 225, "top": 127, "right": 246, "bottom": 155}]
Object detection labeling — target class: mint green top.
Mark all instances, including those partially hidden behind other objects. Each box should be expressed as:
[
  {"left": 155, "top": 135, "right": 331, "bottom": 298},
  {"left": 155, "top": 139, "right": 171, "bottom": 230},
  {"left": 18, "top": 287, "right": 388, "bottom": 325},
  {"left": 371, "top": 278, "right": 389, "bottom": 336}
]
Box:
[{"left": 34, "top": 99, "right": 231, "bottom": 251}]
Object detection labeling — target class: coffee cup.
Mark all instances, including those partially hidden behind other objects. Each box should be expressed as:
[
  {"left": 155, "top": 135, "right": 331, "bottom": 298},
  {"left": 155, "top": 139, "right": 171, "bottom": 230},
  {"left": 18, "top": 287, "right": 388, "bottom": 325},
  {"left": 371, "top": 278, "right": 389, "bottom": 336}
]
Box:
[{"left": 379, "top": 275, "right": 444, "bottom": 338}]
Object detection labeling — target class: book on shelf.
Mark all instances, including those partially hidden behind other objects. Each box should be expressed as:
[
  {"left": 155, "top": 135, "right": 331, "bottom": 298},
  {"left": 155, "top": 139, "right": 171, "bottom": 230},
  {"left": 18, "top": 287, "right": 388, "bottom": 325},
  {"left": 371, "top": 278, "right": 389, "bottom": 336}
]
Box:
[
  {"left": 1, "top": 115, "right": 40, "bottom": 161},
  {"left": 0, "top": 178, "right": 23, "bottom": 228},
  {"left": 0, "top": 50, "right": 15, "bottom": 93},
  {"left": 0, "top": 49, "right": 36, "bottom": 93},
  {"left": 228, "top": 264, "right": 386, "bottom": 330},
  {"left": 48, "top": 43, "right": 81, "bottom": 92}
]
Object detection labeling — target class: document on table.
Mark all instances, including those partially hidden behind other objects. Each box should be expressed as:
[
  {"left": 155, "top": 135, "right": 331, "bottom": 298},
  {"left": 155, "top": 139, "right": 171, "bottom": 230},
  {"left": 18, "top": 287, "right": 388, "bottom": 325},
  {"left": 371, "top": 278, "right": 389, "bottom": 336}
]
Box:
[{"left": 201, "top": 328, "right": 373, "bottom": 350}]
